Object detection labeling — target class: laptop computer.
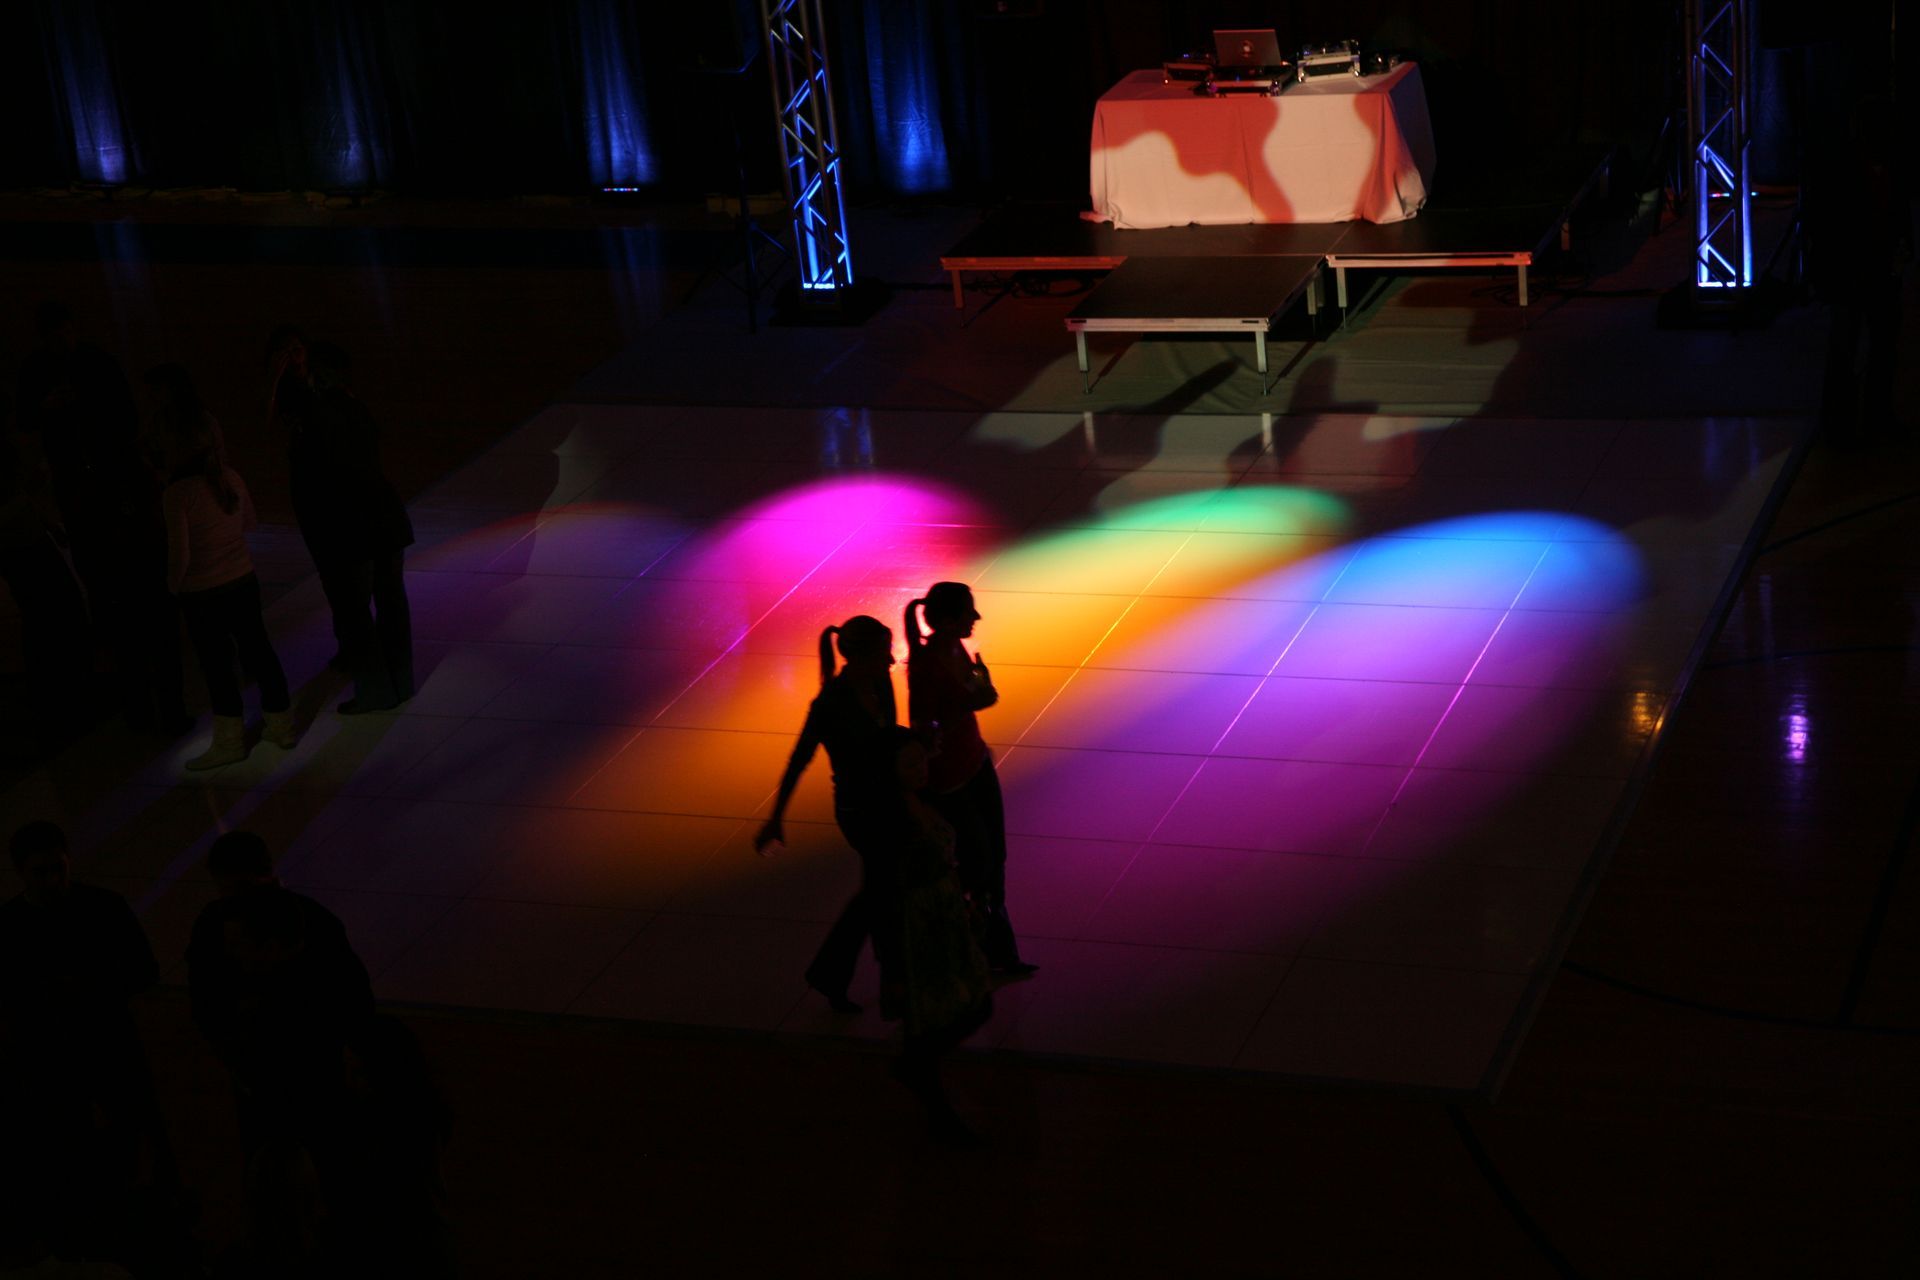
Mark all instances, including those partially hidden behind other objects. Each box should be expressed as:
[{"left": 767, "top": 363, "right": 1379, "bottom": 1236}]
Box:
[{"left": 1212, "top": 28, "right": 1284, "bottom": 72}]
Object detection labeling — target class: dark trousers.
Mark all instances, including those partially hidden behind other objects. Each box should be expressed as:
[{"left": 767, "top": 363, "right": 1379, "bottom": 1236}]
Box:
[
  {"left": 806, "top": 806, "right": 903, "bottom": 998},
  {"left": 179, "top": 574, "right": 289, "bottom": 717},
  {"left": 928, "top": 758, "right": 1023, "bottom": 968},
  {"left": 317, "top": 551, "right": 413, "bottom": 707}
]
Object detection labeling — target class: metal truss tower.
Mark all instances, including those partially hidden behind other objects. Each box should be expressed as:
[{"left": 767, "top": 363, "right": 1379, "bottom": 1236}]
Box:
[
  {"left": 760, "top": 0, "right": 855, "bottom": 300},
  {"left": 1687, "top": 0, "right": 1753, "bottom": 294}
]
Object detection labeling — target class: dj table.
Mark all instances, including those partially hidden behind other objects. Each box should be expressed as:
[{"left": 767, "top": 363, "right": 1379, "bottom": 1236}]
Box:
[{"left": 1089, "top": 63, "right": 1437, "bottom": 230}]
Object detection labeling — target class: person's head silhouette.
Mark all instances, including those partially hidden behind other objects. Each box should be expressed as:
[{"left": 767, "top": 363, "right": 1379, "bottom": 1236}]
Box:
[
  {"left": 905, "top": 582, "right": 980, "bottom": 650},
  {"left": 818, "top": 614, "right": 893, "bottom": 684},
  {"left": 208, "top": 830, "right": 278, "bottom": 897},
  {"left": 8, "top": 821, "right": 71, "bottom": 906}
]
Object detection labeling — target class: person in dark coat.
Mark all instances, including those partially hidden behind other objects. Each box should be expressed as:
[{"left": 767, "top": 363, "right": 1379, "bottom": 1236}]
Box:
[
  {"left": 1807, "top": 97, "right": 1913, "bottom": 444},
  {"left": 187, "top": 830, "right": 374, "bottom": 1104},
  {"left": 0, "top": 821, "right": 176, "bottom": 1259},
  {"left": 0, "top": 406, "right": 94, "bottom": 746},
  {"left": 266, "top": 328, "right": 415, "bottom": 713},
  {"left": 187, "top": 829, "right": 374, "bottom": 1272},
  {"left": 13, "top": 302, "right": 181, "bottom": 730}
]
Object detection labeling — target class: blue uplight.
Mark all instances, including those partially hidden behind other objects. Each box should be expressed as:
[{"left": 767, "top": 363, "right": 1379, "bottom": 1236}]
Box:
[
  {"left": 577, "top": 0, "right": 657, "bottom": 187},
  {"left": 45, "top": 0, "right": 133, "bottom": 184},
  {"left": 862, "top": 5, "right": 950, "bottom": 192}
]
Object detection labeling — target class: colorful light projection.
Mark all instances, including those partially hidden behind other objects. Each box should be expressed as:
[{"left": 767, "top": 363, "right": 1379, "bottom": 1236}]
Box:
[
  {"left": 359, "top": 468, "right": 1648, "bottom": 940},
  {"left": 993, "top": 507, "right": 1648, "bottom": 868}
]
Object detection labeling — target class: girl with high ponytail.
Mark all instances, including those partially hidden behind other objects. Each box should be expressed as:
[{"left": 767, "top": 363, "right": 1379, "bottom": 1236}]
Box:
[
  {"left": 902, "top": 596, "right": 929, "bottom": 657},
  {"left": 905, "top": 581, "right": 1035, "bottom": 977},
  {"left": 757, "top": 614, "right": 903, "bottom": 1013}
]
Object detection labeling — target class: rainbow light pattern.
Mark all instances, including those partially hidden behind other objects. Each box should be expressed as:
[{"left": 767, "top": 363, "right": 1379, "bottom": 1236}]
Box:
[{"left": 396, "top": 461, "right": 1647, "bottom": 909}]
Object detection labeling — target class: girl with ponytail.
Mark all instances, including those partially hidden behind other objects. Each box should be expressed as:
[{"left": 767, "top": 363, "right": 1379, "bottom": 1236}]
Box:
[
  {"left": 757, "top": 614, "right": 903, "bottom": 1013},
  {"left": 905, "top": 582, "right": 1035, "bottom": 977}
]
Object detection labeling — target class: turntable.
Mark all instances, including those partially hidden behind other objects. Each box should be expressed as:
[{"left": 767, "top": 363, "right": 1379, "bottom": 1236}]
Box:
[
  {"left": 1162, "top": 53, "right": 1213, "bottom": 82},
  {"left": 1205, "top": 72, "right": 1290, "bottom": 96},
  {"left": 1295, "top": 39, "right": 1360, "bottom": 81}
]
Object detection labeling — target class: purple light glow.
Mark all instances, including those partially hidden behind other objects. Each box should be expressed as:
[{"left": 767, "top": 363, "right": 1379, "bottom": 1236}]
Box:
[
  {"left": 1004, "top": 510, "right": 1646, "bottom": 883},
  {"left": 1786, "top": 707, "right": 1809, "bottom": 763}
]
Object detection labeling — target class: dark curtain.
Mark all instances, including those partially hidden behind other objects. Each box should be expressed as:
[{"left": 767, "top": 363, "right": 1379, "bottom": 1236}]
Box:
[
  {"left": 831, "top": 1, "right": 961, "bottom": 193},
  {"left": 2, "top": 0, "right": 1765, "bottom": 200}
]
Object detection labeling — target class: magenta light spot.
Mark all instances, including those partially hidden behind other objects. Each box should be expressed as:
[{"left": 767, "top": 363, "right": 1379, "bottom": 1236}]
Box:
[{"left": 732, "top": 473, "right": 988, "bottom": 530}]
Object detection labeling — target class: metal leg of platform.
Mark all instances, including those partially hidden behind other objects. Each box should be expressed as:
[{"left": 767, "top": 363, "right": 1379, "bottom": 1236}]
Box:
[
  {"left": 1255, "top": 329, "right": 1268, "bottom": 375},
  {"left": 951, "top": 270, "right": 965, "bottom": 309},
  {"left": 1076, "top": 331, "right": 1089, "bottom": 393},
  {"left": 1517, "top": 263, "right": 1530, "bottom": 308},
  {"left": 1335, "top": 265, "right": 1349, "bottom": 310}
]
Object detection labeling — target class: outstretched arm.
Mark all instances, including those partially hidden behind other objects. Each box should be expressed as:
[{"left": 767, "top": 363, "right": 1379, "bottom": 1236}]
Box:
[{"left": 755, "top": 708, "right": 823, "bottom": 854}]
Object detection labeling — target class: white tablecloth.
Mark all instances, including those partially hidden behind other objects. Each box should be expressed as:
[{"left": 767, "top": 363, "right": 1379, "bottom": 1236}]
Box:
[{"left": 1089, "top": 63, "right": 1438, "bottom": 229}]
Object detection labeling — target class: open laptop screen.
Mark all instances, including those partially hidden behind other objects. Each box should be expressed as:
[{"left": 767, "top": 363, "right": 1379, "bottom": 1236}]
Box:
[{"left": 1212, "top": 28, "right": 1283, "bottom": 70}]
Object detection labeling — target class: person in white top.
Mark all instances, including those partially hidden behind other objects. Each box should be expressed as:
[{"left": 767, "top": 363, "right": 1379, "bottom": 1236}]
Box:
[{"left": 151, "top": 365, "right": 297, "bottom": 770}]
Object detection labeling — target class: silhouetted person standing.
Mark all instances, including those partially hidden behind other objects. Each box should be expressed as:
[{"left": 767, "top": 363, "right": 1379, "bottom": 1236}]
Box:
[
  {"left": 267, "top": 329, "right": 416, "bottom": 713},
  {"left": 758, "top": 616, "right": 904, "bottom": 1013},
  {"left": 187, "top": 830, "right": 374, "bottom": 1274},
  {"left": 188, "top": 831, "right": 374, "bottom": 1108},
  {"left": 0, "top": 821, "right": 175, "bottom": 1264},
  {"left": 1808, "top": 99, "right": 1913, "bottom": 444},
  {"left": 12, "top": 303, "right": 179, "bottom": 732},
  {"left": 905, "top": 583, "right": 1035, "bottom": 976},
  {"left": 158, "top": 368, "right": 296, "bottom": 770},
  {"left": 0, "top": 405, "right": 93, "bottom": 745}
]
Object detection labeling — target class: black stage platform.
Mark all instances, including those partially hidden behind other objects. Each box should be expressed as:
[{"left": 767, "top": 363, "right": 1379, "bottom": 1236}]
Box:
[
  {"left": 939, "top": 147, "right": 1611, "bottom": 312},
  {"left": 1064, "top": 255, "right": 1322, "bottom": 390}
]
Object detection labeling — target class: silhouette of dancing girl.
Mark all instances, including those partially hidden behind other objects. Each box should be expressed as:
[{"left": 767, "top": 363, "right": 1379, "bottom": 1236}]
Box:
[
  {"left": 756, "top": 616, "right": 903, "bottom": 1013},
  {"left": 905, "top": 583, "right": 1035, "bottom": 976}
]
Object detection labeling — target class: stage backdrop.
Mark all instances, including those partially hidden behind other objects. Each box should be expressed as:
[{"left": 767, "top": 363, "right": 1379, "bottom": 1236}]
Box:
[{"left": 4, "top": 0, "right": 1866, "bottom": 200}]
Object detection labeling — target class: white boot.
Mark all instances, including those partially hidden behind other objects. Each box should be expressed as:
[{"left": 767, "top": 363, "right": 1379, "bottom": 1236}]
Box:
[
  {"left": 262, "top": 709, "right": 300, "bottom": 750},
  {"left": 186, "top": 715, "right": 250, "bottom": 771}
]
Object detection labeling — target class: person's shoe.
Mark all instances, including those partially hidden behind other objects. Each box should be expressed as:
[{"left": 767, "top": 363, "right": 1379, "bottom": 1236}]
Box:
[
  {"left": 261, "top": 709, "right": 300, "bottom": 750},
  {"left": 185, "top": 716, "right": 249, "bottom": 771}
]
